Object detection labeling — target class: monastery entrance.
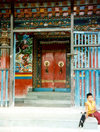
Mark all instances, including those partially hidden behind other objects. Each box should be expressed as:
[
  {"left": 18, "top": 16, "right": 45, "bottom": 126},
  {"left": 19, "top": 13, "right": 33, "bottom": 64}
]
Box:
[{"left": 33, "top": 33, "right": 71, "bottom": 92}]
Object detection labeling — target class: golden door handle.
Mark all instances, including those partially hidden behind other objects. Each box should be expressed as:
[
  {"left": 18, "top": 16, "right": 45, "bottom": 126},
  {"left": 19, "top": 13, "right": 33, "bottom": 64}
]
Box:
[
  {"left": 44, "top": 61, "right": 50, "bottom": 73},
  {"left": 58, "top": 61, "right": 64, "bottom": 74}
]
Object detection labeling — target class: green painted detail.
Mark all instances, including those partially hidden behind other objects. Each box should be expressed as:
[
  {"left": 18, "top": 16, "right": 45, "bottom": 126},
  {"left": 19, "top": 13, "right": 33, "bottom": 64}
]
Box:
[{"left": 33, "top": 39, "right": 41, "bottom": 88}]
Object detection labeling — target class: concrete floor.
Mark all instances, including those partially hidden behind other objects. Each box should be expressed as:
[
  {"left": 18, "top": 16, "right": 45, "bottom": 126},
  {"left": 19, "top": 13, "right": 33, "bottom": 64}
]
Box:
[{"left": 0, "top": 107, "right": 100, "bottom": 132}]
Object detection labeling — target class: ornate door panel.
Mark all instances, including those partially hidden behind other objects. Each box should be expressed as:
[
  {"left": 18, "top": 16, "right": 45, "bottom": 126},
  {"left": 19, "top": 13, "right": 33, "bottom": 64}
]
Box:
[
  {"left": 54, "top": 52, "right": 66, "bottom": 88},
  {"left": 41, "top": 52, "right": 54, "bottom": 88},
  {"left": 41, "top": 51, "right": 66, "bottom": 89}
]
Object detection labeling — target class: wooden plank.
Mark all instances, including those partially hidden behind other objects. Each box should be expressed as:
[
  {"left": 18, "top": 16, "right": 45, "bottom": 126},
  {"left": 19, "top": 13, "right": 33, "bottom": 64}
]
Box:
[
  {"left": 88, "top": 35, "right": 90, "bottom": 68},
  {"left": 95, "top": 71, "right": 99, "bottom": 107},
  {"left": 98, "top": 33, "right": 100, "bottom": 68},
  {"left": 85, "top": 71, "right": 89, "bottom": 102},
  {"left": 75, "top": 33, "right": 77, "bottom": 68},
  {"left": 95, "top": 34, "right": 97, "bottom": 68},
  {"left": 73, "top": 44, "right": 100, "bottom": 47},
  {"left": 91, "top": 70, "right": 94, "bottom": 97},
  {"left": 74, "top": 31, "right": 99, "bottom": 34},
  {"left": 1, "top": 70, "right": 4, "bottom": 107},
  {"left": 81, "top": 34, "right": 83, "bottom": 68},
  {"left": 73, "top": 68, "right": 100, "bottom": 71},
  {"left": 91, "top": 34, "right": 93, "bottom": 68},
  {"left": 81, "top": 71, "right": 84, "bottom": 106},
  {"left": 78, "top": 34, "right": 80, "bottom": 68},
  {"left": 75, "top": 71, "right": 80, "bottom": 106}
]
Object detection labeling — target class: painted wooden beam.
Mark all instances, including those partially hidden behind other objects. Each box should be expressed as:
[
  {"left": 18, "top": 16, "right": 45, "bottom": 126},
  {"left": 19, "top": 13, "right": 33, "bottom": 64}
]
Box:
[
  {"left": 40, "top": 40, "right": 69, "bottom": 44},
  {"left": 0, "top": 68, "right": 10, "bottom": 71},
  {"left": 0, "top": 46, "right": 11, "bottom": 49},
  {"left": 13, "top": 28, "right": 71, "bottom": 33}
]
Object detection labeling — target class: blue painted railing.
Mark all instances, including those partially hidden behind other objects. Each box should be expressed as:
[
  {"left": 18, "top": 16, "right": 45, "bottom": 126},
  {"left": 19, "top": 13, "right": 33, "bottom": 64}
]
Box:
[
  {"left": 0, "top": 69, "right": 9, "bottom": 107},
  {"left": 74, "top": 32, "right": 100, "bottom": 107}
]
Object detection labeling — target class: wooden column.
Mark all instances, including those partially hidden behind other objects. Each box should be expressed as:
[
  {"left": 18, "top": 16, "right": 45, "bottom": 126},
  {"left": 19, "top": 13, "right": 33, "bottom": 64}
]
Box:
[
  {"left": 9, "top": 2, "right": 14, "bottom": 106},
  {"left": 70, "top": 0, "right": 74, "bottom": 106},
  {"left": 33, "top": 38, "right": 37, "bottom": 89}
]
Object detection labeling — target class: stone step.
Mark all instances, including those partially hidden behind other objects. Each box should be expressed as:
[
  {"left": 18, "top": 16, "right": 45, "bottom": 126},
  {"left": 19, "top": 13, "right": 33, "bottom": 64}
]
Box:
[
  {"left": 26, "top": 92, "right": 71, "bottom": 100},
  {"left": 0, "top": 117, "right": 98, "bottom": 129},
  {"left": 0, "top": 107, "right": 98, "bottom": 129},
  {"left": 15, "top": 92, "right": 71, "bottom": 107},
  {"left": 23, "top": 100, "right": 71, "bottom": 107},
  {"left": 15, "top": 100, "right": 71, "bottom": 107}
]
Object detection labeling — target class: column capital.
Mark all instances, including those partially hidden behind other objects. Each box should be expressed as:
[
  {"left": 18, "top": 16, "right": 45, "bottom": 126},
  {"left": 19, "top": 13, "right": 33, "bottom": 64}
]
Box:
[{"left": 0, "top": 31, "right": 10, "bottom": 46}]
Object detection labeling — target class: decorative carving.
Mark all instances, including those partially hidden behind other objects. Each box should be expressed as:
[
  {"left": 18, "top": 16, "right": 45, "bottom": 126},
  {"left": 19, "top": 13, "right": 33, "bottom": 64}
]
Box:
[{"left": 0, "top": 31, "right": 10, "bottom": 46}]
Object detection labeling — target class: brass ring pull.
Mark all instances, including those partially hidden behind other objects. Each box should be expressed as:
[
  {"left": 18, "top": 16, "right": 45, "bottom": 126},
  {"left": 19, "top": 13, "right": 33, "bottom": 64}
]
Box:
[
  {"left": 58, "top": 61, "right": 64, "bottom": 74},
  {"left": 44, "top": 61, "right": 50, "bottom": 73}
]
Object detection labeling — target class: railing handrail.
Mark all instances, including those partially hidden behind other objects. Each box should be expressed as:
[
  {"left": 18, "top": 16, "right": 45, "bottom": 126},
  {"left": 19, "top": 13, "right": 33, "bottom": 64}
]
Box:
[{"left": 0, "top": 68, "right": 10, "bottom": 71}]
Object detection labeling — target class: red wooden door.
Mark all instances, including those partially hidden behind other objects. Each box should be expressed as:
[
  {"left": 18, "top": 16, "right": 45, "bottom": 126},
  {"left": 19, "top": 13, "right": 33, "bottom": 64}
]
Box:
[
  {"left": 41, "top": 52, "right": 54, "bottom": 88},
  {"left": 54, "top": 52, "right": 66, "bottom": 88},
  {"left": 41, "top": 51, "right": 66, "bottom": 89}
]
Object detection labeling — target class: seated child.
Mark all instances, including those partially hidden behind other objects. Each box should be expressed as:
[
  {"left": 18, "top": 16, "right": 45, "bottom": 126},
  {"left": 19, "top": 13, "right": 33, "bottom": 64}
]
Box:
[{"left": 85, "top": 93, "right": 100, "bottom": 125}]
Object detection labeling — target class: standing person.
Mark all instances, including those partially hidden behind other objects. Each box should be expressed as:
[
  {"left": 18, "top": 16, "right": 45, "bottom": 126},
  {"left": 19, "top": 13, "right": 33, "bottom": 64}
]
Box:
[{"left": 85, "top": 93, "right": 100, "bottom": 125}]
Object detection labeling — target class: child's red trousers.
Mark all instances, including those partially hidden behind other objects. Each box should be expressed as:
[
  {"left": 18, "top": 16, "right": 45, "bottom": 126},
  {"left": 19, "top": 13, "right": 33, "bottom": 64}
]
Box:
[{"left": 89, "top": 111, "right": 100, "bottom": 125}]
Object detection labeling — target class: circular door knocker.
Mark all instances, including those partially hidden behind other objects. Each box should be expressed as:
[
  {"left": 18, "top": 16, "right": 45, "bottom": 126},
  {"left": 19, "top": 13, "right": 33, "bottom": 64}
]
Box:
[
  {"left": 58, "top": 61, "right": 64, "bottom": 74},
  {"left": 44, "top": 61, "right": 50, "bottom": 73}
]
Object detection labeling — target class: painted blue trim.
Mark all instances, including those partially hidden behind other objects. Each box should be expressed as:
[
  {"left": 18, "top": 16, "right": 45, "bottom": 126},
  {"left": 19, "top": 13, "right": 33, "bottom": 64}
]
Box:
[
  {"left": 95, "top": 34, "right": 97, "bottom": 68},
  {"left": 33, "top": 88, "right": 70, "bottom": 92},
  {"left": 33, "top": 88, "right": 53, "bottom": 92},
  {"left": 88, "top": 35, "right": 90, "bottom": 68},
  {"left": 74, "top": 31, "right": 99, "bottom": 34},
  {"left": 91, "top": 70, "right": 94, "bottom": 97},
  {"left": 1, "top": 70, "right": 4, "bottom": 107},
  {"left": 85, "top": 71, "right": 89, "bottom": 102},
  {"left": 13, "top": 33, "right": 16, "bottom": 103},
  {"left": 95, "top": 71, "right": 99, "bottom": 107},
  {"left": 78, "top": 34, "right": 80, "bottom": 68},
  {"left": 55, "top": 88, "right": 71, "bottom": 92},
  {"left": 15, "top": 77, "right": 32, "bottom": 79},
  {"left": 5, "top": 70, "right": 8, "bottom": 107},
  {"left": 85, "top": 34, "right": 87, "bottom": 68},
  {"left": 75, "top": 71, "right": 80, "bottom": 106},
  {"left": 81, "top": 71, "right": 84, "bottom": 106},
  {"left": 91, "top": 34, "right": 93, "bottom": 68},
  {"left": 81, "top": 34, "right": 83, "bottom": 68},
  {"left": 98, "top": 33, "right": 100, "bottom": 68},
  {"left": 75, "top": 34, "right": 77, "bottom": 68}
]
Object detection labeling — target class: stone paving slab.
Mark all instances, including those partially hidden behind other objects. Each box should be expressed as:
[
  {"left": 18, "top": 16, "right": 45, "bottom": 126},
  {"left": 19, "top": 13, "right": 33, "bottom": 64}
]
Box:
[
  {"left": 0, "top": 107, "right": 99, "bottom": 131},
  {"left": 0, "top": 127, "right": 100, "bottom": 132}
]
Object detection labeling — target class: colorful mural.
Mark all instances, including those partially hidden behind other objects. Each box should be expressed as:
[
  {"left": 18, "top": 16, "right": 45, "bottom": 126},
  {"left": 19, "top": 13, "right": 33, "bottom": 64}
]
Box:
[{"left": 16, "top": 34, "right": 33, "bottom": 72}]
